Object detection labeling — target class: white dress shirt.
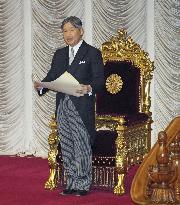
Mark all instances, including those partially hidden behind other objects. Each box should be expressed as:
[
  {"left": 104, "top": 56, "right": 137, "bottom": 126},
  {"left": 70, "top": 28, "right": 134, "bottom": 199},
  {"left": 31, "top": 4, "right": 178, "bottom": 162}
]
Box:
[{"left": 69, "top": 39, "right": 83, "bottom": 58}]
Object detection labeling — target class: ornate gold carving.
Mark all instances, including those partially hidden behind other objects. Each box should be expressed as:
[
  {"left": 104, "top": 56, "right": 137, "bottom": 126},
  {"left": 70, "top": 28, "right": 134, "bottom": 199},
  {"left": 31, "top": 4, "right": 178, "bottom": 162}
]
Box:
[
  {"left": 106, "top": 74, "right": 123, "bottom": 94},
  {"left": 96, "top": 116, "right": 149, "bottom": 166},
  {"left": 97, "top": 30, "right": 154, "bottom": 194},
  {"left": 45, "top": 114, "right": 59, "bottom": 190},
  {"left": 96, "top": 115, "right": 126, "bottom": 131},
  {"left": 114, "top": 122, "right": 127, "bottom": 195},
  {"left": 90, "top": 166, "right": 116, "bottom": 188},
  {"left": 101, "top": 28, "right": 154, "bottom": 116},
  {"left": 96, "top": 114, "right": 150, "bottom": 193},
  {"left": 114, "top": 173, "right": 125, "bottom": 195}
]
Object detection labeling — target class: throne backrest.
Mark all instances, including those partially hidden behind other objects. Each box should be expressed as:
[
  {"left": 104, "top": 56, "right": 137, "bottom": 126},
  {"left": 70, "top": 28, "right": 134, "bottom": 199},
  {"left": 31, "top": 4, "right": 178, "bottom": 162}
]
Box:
[
  {"left": 96, "top": 61, "right": 140, "bottom": 115},
  {"left": 96, "top": 29, "right": 154, "bottom": 117}
]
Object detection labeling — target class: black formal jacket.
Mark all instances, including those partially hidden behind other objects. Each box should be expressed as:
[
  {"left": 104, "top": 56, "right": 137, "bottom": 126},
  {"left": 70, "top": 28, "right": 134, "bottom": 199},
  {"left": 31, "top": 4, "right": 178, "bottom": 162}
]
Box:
[{"left": 40, "top": 41, "right": 104, "bottom": 144}]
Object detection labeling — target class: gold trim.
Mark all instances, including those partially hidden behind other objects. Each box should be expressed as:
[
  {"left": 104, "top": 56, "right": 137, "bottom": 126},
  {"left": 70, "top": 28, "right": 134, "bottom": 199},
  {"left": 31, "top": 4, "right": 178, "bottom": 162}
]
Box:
[
  {"left": 114, "top": 123, "right": 127, "bottom": 195},
  {"left": 101, "top": 28, "right": 154, "bottom": 116},
  {"left": 106, "top": 74, "right": 123, "bottom": 94},
  {"left": 44, "top": 114, "right": 59, "bottom": 190}
]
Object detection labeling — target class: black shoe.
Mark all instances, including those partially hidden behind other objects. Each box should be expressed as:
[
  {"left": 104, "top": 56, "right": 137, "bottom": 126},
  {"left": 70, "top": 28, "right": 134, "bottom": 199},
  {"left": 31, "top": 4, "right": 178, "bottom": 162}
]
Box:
[
  {"left": 75, "top": 190, "right": 88, "bottom": 196},
  {"left": 60, "top": 189, "right": 76, "bottom": 195}
]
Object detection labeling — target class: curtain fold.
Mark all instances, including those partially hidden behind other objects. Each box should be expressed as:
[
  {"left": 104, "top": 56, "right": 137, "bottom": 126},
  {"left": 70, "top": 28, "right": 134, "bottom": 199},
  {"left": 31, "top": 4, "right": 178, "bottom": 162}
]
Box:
[
  {"left": 0, "top": 0, "right": 24, "bottom": 155},
  {"left": 92, "top": 0, "right": 147, "bottom": 49},
  {"left": 154, "top": 0, "right": 180, "bottom": 138}
]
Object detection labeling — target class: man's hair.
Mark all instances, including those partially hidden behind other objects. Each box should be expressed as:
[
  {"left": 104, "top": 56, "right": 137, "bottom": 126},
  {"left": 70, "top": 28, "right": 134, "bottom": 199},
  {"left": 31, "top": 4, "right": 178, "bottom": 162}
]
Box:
[{"left": 61, "top": 16, "right": 82, "bottom": 30}]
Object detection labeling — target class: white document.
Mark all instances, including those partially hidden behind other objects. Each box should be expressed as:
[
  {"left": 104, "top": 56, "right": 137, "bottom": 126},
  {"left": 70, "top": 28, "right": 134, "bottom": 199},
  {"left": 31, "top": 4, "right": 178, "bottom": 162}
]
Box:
[{"left": 40, "top": 71, "right": 84, "bottom": 97}]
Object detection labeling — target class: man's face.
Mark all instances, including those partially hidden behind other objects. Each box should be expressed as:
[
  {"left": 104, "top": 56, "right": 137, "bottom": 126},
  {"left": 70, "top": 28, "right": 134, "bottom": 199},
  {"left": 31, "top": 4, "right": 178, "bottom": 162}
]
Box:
[{"left": 62, "top": 22, "right": 84, "bottom": 47}]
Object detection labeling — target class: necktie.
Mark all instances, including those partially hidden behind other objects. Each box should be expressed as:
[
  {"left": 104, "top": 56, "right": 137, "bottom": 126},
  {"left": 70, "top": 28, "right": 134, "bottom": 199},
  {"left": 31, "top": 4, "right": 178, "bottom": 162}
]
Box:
[{"left": 69, "top": 47, "right": 74, "bottom": 65}]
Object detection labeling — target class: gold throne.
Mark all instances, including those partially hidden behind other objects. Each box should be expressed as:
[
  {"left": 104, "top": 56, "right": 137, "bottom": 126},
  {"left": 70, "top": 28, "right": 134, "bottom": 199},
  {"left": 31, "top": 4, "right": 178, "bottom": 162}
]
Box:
[{"left": 44, "top": 29, "right": 154, "bottom": 195}]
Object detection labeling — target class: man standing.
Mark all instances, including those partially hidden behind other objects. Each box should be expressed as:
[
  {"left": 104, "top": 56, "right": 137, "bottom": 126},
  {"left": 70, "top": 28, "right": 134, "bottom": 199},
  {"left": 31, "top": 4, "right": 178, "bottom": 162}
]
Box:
[{"left": 34, "top": 16, "right": 104, "bottom": 196}]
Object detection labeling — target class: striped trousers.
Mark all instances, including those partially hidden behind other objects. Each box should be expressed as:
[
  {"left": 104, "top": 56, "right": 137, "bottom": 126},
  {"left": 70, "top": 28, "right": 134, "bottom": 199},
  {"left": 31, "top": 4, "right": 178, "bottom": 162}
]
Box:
[{"left": 57, "top": 95, "right": 92, "bottom": 191}]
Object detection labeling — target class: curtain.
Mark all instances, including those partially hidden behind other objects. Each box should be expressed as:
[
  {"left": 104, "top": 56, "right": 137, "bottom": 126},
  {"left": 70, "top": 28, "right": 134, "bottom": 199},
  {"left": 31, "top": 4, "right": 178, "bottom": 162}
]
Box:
[
  {"left": 0, "top": 0, "right": 178, "bottom": 157},
  {"left": 0, "top": 0, "right": 24, "bottom": 155},
  {"left": 154, "top": 0, "right": 180, "bottom": 138},
  {"left": 92, "top": 0, "right": 147, "bottom": 49}
]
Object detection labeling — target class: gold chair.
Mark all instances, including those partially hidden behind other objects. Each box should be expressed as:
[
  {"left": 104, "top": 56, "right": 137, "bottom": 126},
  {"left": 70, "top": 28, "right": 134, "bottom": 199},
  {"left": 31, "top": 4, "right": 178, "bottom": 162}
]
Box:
[{"left": 44, "top": 29, "right": 154, "bottom": 195}]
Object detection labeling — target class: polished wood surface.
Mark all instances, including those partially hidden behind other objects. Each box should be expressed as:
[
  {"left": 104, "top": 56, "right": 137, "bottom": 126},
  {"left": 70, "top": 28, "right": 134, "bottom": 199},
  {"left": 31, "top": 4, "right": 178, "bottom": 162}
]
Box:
[{"left": 130, "top": 116, "right": 180, "bottom": 205}]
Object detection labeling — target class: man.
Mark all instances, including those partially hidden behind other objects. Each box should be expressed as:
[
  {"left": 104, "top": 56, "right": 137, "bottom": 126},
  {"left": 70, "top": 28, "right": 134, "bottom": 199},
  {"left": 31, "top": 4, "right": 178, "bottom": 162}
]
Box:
[{"left": 34, "top": 16, "right": 104, "bottom": 196}]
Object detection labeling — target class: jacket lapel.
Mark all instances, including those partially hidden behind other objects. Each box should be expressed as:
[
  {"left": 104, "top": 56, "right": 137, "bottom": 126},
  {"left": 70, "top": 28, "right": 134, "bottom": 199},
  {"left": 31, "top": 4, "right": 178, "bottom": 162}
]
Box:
[
  {"left": 68, "top": 41, "right": 89, "bottom": 74},
  {"left": 63, "top": 46, "right": 69, "bottom": 69}
]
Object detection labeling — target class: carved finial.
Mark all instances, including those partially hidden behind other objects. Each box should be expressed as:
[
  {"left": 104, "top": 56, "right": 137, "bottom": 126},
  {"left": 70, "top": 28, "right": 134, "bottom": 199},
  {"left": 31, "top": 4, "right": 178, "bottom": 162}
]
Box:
[
  {"left": 147, "top": 131, "right": 177, "bottom": 204},
  {"left": 156, "top": 131, "right": 169, "bottom": 166},
  {"left": 158, "top": 131, "right": 167, "bottom": 144}
]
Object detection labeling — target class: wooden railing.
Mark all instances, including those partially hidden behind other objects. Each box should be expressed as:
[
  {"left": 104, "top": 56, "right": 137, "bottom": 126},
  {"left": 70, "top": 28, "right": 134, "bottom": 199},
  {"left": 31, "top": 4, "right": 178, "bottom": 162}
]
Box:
[{"left": 130, "top": 117, "right": 180, "bottom": 204}]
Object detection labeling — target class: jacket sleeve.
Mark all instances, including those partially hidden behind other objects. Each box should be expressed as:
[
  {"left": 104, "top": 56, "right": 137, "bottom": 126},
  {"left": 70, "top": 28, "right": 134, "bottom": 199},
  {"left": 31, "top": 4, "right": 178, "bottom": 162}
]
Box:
[
  {"left": 90, "top": 48, "right": 105, "bottom": 93},
  {"left": 38, "top": 50, "right": 59, "bottom": 96}
]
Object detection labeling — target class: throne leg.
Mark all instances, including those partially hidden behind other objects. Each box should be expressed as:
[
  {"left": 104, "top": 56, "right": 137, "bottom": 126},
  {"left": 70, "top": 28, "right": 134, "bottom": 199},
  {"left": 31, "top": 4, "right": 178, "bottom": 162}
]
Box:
[
  {"left": 44, "top": 115, "right": 59, "bottom": 190},
  {"left": 114, "top": 123, "right": 127, "bottom": 195}
]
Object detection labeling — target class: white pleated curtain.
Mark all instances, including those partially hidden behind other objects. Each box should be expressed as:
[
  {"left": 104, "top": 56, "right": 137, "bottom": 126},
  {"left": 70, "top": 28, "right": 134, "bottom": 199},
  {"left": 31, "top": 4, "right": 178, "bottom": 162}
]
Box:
[
  {"left": 92, "top": 0, "right": 147, "bottom": 49},
  {"left": 154, "top": 0, "right": 180, "bottom": 136},
  {"left": 0, "top": 0, "right": 179, "bottom": 157},
  {"left": 0, "top": 0, "right": 25, "bottom": 155}
]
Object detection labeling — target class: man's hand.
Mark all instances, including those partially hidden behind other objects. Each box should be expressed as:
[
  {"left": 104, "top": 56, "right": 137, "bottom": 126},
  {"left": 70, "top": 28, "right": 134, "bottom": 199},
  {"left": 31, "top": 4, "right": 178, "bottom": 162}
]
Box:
[
  {"left": 76, "top": 84, "right": 92, "bottom": 95},
  {"left": 34, "top": 81, "right": 43, "bottom": 91}
]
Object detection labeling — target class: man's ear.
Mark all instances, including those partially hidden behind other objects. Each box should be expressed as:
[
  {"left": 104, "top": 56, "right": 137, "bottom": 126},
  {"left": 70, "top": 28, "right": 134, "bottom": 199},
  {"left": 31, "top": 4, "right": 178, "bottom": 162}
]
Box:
[{"left": 80, "top": 28, "right": 84, "bottom": 36}]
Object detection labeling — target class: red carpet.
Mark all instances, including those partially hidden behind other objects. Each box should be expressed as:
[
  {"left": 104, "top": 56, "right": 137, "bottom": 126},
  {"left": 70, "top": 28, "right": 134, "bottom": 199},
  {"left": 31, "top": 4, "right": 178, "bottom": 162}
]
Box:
[{"left": 0, "top": 156, "right": 136, "bottom": 205}]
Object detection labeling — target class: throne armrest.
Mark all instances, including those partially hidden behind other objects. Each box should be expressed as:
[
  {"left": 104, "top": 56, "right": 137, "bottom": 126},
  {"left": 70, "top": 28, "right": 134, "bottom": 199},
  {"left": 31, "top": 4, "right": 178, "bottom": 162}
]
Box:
[{"left": 96, "top": 113, "right": 149, "bottom": 130}]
